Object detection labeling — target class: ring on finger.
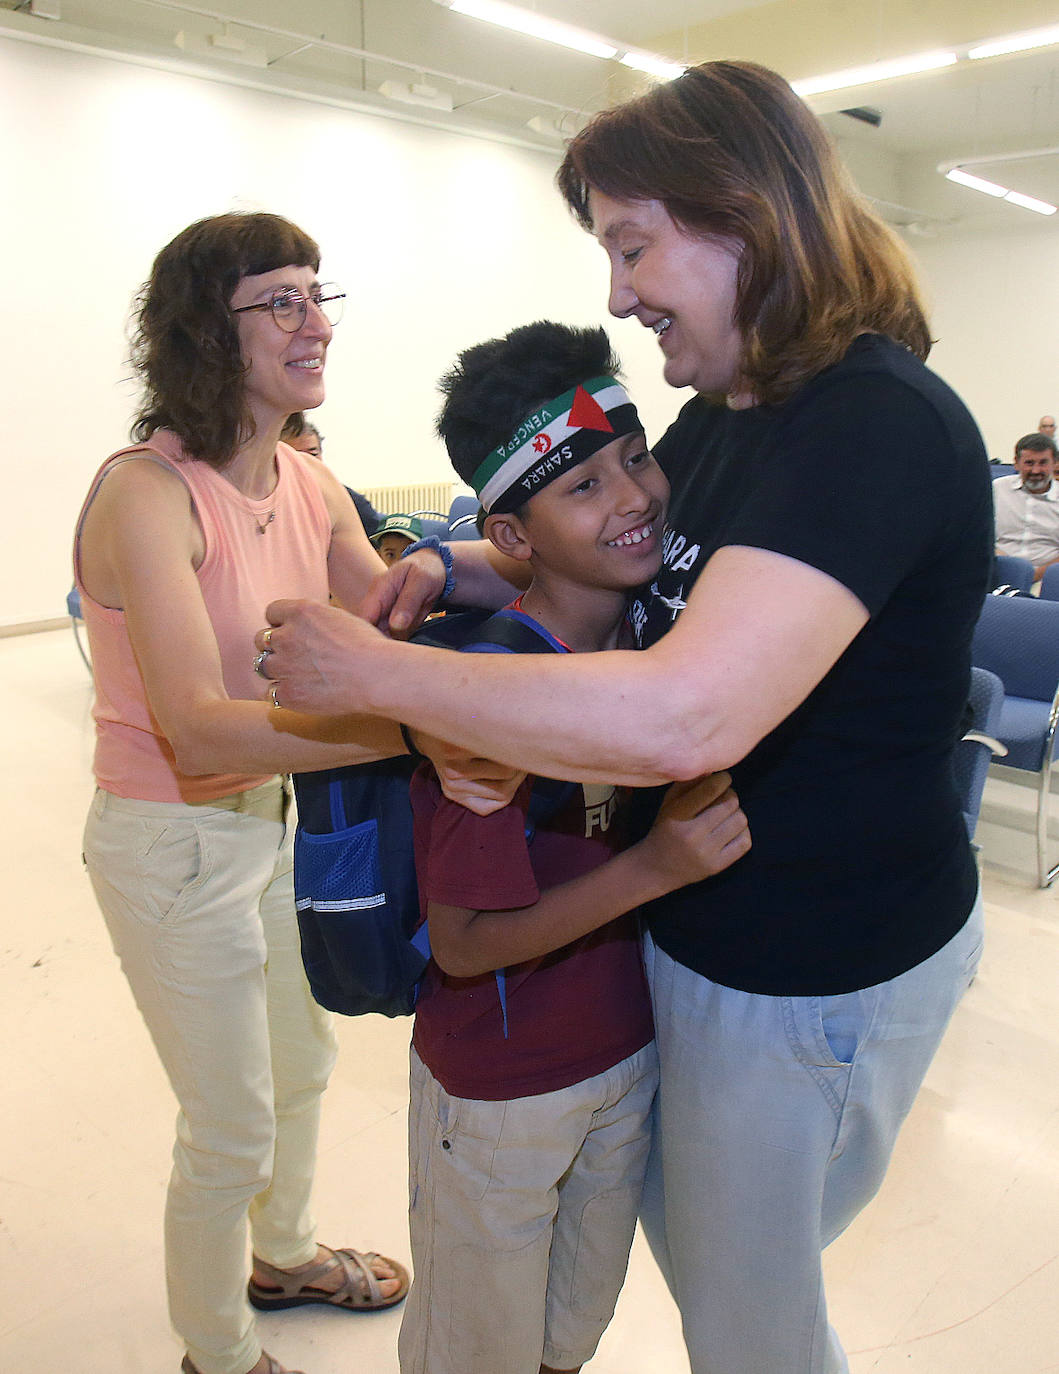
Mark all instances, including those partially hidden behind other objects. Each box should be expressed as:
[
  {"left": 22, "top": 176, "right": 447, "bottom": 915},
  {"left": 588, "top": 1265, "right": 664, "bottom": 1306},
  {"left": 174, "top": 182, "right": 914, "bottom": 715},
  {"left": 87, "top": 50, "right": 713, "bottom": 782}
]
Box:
[
  {"left": 269, "top": 680, "right": 281, "bottom": 709},
  {"left": 253, "top": 649, "right": 272, "bottom": 678},
  {"left": 263, "top": 627, "right": 274, "bottom": 648}
]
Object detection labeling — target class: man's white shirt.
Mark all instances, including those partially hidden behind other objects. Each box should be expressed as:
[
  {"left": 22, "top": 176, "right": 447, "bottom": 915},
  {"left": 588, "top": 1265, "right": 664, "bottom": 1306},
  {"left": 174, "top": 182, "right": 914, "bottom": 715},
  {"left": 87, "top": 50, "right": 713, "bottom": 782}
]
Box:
[{"left": 993, "top": 475, "right": 1059, "bottom": 567}]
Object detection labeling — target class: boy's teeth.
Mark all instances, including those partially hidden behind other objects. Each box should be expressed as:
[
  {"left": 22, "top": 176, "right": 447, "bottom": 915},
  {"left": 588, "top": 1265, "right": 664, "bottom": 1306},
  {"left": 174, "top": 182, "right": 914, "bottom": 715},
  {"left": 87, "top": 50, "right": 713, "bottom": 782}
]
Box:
[{"left": 609, "top": 521, "right": 653, "bottom": 547}]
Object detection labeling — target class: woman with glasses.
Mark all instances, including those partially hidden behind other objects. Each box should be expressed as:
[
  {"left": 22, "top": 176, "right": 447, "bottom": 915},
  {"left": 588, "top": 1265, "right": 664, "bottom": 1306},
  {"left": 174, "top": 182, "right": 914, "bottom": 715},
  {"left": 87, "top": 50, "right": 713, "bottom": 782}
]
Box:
[
  {"left": 257, "top": 65, "right": 994, "bottom": 1374},
  {"left": 75, "top": 212, "right": 409, "bottom": 1374}
]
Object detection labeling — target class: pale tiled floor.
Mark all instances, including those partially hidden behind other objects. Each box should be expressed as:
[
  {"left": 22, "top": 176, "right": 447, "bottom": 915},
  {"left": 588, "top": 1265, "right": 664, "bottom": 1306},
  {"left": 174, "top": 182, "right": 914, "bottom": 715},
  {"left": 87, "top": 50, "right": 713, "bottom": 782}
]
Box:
[{"left": 1, "top": 627, "right": 1057, "bottom": 1373}]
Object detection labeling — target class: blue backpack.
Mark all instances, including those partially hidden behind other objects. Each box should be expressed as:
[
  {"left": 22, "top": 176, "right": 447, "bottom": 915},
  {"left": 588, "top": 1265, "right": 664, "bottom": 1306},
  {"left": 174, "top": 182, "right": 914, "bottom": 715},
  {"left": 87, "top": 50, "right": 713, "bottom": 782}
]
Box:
[{"left": 292, "top": 607, "right": 569, "bottom": 1018}]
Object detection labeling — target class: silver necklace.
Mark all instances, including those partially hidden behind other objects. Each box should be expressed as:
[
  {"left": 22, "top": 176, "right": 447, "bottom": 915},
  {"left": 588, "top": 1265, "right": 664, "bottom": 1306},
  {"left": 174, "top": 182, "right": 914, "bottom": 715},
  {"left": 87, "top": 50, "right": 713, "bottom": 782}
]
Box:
[{"left": 255, "top": 511, "right": 276, "bottom": 535}]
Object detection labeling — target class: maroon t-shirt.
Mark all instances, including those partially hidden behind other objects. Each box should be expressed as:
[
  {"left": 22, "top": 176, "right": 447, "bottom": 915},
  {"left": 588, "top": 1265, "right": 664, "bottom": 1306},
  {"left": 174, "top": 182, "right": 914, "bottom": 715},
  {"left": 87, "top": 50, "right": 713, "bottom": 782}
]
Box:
[{"left": 409, "top": 766, "right": 654, "bottom": 1101}]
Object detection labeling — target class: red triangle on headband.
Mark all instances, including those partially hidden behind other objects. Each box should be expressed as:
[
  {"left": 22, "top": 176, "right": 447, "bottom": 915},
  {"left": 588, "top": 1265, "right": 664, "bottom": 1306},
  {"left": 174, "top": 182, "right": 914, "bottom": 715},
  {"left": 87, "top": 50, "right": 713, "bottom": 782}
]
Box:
[{"left": 568, "top": 385, "right": 614, "bottom": 434}]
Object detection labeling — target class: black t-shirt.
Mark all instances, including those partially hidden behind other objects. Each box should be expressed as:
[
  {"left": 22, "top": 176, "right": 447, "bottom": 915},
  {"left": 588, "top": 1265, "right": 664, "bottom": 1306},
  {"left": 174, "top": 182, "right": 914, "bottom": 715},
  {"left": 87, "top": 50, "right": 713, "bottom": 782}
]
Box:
[{"left": 630, "top": 334, "right": 993, "bottom": 995}]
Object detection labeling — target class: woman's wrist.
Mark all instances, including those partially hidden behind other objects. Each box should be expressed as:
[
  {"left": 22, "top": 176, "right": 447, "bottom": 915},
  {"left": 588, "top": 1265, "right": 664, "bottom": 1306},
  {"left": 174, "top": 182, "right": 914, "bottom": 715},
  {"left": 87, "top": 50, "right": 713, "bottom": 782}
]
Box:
[{"left": 400, "top": 536, "right": 455, "bottom": 605}]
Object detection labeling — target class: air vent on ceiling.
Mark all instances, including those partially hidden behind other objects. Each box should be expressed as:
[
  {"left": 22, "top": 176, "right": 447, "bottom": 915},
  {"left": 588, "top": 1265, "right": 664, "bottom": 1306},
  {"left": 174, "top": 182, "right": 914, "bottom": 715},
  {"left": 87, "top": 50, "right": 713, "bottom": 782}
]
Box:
[{"left": 840, "top": 106, "right": 883, "bottom": 127}]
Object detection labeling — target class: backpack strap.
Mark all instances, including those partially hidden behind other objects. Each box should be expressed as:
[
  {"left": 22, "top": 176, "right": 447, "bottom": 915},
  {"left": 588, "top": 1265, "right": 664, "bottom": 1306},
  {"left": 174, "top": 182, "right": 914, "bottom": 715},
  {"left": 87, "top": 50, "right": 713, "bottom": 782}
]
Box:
[
  {"left": 328, "top": 777, "right": 348, "bottom": 832},
  {"left": 452, "top": 606, "right": 576, "bottom": 1039},
  {"left": 459, "top": 606, "right": 569, "bottom": 656}
]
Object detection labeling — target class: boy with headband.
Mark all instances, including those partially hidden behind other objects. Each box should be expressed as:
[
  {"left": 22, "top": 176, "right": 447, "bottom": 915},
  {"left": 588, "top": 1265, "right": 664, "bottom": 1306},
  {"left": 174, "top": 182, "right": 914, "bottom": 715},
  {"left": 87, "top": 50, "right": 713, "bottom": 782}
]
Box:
[{"left": 398, "top": 321, "right": 750, "bottom": 1374}]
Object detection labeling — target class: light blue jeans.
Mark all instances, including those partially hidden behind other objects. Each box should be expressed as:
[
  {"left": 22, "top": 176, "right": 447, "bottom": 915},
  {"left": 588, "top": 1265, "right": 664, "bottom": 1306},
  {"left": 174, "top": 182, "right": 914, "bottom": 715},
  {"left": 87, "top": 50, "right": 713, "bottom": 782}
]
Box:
[{"left": 640, "top": 893, "right": 984, "bottom": 1374}]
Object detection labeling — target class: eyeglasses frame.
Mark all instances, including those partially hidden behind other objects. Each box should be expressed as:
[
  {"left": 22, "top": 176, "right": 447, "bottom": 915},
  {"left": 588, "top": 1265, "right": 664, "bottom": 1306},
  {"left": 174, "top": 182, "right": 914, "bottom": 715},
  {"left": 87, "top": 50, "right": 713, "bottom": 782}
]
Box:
[{"left": 231, "top": 282, "right": 346, "bottom": 333}]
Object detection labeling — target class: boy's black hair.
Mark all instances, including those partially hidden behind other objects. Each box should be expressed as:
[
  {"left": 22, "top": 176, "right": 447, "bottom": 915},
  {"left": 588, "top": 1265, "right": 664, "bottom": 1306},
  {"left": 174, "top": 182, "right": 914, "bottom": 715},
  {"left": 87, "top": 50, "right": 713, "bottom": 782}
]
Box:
[{"left": 436, "top": 321, "right": 622, "bottom": 488}]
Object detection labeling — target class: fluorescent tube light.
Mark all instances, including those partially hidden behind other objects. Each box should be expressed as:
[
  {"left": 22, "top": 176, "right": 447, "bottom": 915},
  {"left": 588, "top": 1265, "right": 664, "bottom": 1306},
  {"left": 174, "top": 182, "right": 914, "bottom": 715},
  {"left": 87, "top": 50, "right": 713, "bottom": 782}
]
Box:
[
  {"left": 620, "top": 51, "right": 687, "bottom": 80},
  {"left": 791, "top": 49, "right": 957, "bottom": 97},
  {"left": 944, "top": 168, "right": 1058, "bottom": 216},
  {"left": 444, "top": 0, "right": 618, "bottom": 60},
  {"left": 968, "top": 25, "right": 1059, "bottom": 60},
  {"left": 945, "top": 168, "right": 1007, "bottom": 197},
  {"left": 1003, "top": 189, "right": 1057, "bottom": 216}
]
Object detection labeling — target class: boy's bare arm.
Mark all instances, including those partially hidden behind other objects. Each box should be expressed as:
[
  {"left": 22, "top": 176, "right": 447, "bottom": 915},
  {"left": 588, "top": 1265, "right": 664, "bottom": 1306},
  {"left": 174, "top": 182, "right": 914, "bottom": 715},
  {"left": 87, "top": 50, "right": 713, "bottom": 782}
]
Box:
[{"left": 427, "top": 773, "right": 750, "bottom": 979}]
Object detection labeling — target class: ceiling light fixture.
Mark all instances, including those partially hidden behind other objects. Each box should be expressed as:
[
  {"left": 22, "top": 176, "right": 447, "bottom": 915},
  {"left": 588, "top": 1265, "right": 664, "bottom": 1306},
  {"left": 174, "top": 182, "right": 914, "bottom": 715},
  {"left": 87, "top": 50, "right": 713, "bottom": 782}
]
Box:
[
  {"left": 432, "top": 0, "right": 683, "bottom": 78},
  {"left": 1004, "top": 189, "right": 1058, "bottom": 215},
  {"left": 791, "top": 49, "right": 957, "bottom": 97},
  {"left": 794, "top": 24, "right": 1059, "bottom": 103},
  {"left": 439, "top": 0, "right": 617, "bottom": 60},
  {"left": 620, "top": 50, "right": 687, "bottom": 81},
  {"left": 944, "top": 168, "right": 1007, "bottom": 197},
  {"left": 945, "top": 166, "right": 1057, "bottom": 215},
  {"left": 968, "top": 25, "right": 1059, "bottom": 61}
]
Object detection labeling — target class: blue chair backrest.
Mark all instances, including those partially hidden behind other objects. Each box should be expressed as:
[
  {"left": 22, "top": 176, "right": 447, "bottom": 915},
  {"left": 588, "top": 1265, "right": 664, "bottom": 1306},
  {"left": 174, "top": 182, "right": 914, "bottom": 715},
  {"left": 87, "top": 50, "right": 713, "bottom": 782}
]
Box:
[
  {"left": 1039, "top": 564, "right": 1059, "bottom": 601},
  {"left": 409, "top": 510, "right": 450, "bottom": 541},
  {"left": 448, "top": 494, "right": 481, "bottom": 541},
  {"left": 954, "top": 666, "right": 1004, "bottom": 837},
  {"left": 972, "top": 594, "right": 1059, "bottom": 702},
  {"left": 990, "top": 464, "right": 1017, "bottom": 480},
  {"left": 992, "top": 554, "right": 1035, "bottom": 592}
]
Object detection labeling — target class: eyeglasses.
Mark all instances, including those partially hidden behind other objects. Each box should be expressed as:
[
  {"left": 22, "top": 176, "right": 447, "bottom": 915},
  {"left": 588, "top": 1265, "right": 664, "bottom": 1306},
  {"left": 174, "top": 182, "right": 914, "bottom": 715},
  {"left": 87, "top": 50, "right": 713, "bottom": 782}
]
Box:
[{"left": 232, "top": 282, "right": 345, "bottom": 332}]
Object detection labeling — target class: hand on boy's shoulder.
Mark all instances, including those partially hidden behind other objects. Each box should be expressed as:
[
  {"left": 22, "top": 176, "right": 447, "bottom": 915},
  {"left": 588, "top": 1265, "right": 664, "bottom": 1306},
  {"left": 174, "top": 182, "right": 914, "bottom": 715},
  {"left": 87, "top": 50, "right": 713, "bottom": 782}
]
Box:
[{"left": 416, "top": 729, "right": 526, "bottom": 817}]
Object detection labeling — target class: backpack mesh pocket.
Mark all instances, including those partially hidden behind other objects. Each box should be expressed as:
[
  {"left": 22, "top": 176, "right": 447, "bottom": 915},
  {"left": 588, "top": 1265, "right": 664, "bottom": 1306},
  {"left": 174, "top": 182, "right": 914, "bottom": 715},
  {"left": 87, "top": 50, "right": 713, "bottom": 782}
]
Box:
[{"left": 294, "top": 820, "right": 425, "bottom": 1017}]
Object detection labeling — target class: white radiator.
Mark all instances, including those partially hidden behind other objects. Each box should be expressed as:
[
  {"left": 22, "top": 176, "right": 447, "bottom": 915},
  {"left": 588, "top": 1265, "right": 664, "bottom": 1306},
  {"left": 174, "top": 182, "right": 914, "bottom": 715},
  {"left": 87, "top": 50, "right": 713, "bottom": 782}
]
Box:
[{"left": 362, "top": 481, "right": 458, "bottom": 517}]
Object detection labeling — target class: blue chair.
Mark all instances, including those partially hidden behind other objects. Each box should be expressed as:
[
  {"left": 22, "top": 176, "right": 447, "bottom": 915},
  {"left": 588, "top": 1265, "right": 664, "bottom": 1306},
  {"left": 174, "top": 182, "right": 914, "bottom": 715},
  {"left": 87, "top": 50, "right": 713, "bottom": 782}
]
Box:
[
  {"left": 954, "top": 667, "right": 1006, "bottom": 841},
  {"left": 408, "top": 510, "right": 450, "bottom": 541},
  {"left": 992, "top": 554, "right": 1035, "bottom": 593},
  {"left": 1038, "top": 564, "right": 1059, "bottom": 601},
  {"left": 448, "top": 494, "right": 481, "bottom": 541},
  {"left": 990, "top": 463, "right": 1017, "bottom": 481},
  {"left": 971, "top": 593, "right": 1059, "bottom": 885},
  {"left": 66, "top": 584, "right": 91, "bottom": 672}
]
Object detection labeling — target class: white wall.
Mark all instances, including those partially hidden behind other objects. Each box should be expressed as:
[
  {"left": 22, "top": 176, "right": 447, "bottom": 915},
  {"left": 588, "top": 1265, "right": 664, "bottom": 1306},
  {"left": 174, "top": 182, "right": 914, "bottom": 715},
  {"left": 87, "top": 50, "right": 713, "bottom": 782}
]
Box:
[
  {"left": 906, "top": 224, "right": 1059, "bottom": 460},
  {"left": 0, "top": 35, "right": 679, "bottom": 629},
  {"left": 6, "top": 31, "right": 1052, "bottom": 629}
]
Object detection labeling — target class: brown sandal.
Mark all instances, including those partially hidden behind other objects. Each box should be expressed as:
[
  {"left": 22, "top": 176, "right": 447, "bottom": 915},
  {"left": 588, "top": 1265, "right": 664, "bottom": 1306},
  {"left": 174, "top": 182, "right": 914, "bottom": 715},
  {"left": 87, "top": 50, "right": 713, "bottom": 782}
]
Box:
[
  {"left": 181, "top": 1355, "right": 302, "bottom": 1374},
  {"left": 247, "top": 1245, "right": 410, "bottom": 1313}
]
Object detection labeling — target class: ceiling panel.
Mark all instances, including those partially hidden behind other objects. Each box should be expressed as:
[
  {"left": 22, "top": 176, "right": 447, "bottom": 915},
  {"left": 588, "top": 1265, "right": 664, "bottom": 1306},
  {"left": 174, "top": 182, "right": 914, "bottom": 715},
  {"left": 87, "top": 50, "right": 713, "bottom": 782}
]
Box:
[{"left": 3, "top": 0, "right": 1059, "bottom": 230}]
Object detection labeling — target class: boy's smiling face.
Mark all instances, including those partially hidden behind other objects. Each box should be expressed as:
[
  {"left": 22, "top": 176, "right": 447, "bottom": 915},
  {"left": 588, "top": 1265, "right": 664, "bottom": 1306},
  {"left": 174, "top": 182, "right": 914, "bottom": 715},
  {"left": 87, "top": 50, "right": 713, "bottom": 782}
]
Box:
[{"left": 487, "top": 431, "right": 669, "bottom": 593}]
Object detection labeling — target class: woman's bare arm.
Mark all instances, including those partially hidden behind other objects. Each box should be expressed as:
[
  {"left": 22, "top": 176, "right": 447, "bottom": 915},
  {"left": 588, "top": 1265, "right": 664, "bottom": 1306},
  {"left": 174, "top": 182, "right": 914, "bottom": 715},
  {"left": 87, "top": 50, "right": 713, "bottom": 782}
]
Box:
[
  {"left": 429, "top": 773, "right": 749, "bottom": 978},
  {"left": 360, "top": 537, "right": 528, "bottom": 634},
  {"left": 80, "top": 458, "right": 406, "bottom": 776},
  {"left": 306, "top": 457, "right": 387, "bottom": 613},
  {"left": 259, "top": 543, "right": 869, "bottom": 786}
]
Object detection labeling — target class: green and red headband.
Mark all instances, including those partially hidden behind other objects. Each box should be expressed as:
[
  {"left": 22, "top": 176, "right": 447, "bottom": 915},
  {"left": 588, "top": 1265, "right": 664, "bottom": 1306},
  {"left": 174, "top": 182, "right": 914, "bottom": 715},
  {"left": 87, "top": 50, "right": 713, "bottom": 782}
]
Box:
[{"left": 471, "top": 375, "right": 641, "bottom": 514}]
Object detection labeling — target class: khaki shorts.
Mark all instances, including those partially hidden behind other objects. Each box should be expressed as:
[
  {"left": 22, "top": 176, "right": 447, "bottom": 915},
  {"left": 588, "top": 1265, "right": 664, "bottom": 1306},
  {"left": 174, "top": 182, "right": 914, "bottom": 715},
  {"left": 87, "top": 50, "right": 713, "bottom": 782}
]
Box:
[{"left": 399, "top": 1041, "right": 658, "bottom": 1374}]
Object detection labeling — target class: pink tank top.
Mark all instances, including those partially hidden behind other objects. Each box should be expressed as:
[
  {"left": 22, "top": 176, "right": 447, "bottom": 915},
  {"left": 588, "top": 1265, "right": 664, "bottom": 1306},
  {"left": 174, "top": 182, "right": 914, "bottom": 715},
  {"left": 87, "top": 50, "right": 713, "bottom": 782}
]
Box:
[{"left": 74, "top": 430, "right": 332, "bottom": 802}]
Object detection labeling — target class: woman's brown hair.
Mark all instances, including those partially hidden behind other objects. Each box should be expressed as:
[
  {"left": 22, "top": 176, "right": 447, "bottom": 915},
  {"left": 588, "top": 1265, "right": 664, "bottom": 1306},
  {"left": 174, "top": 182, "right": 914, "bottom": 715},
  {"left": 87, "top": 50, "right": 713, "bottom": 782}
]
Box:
[
  {"left": 558, "top": 61, "right": 931, "bottom": 406},
  {"left": 130, "top": 212, "right": 320, "bottom": 466}
]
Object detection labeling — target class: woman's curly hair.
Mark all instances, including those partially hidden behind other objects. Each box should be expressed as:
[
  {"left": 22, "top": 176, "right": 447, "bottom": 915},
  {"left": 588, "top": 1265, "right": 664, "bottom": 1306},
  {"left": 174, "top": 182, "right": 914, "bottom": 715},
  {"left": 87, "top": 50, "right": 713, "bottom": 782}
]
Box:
[
  {"left": 130, "top": 212, "right": 320, "bottom": 466},
  {"left": 558, "top": 61, "right": 931, "bottom": 407}
]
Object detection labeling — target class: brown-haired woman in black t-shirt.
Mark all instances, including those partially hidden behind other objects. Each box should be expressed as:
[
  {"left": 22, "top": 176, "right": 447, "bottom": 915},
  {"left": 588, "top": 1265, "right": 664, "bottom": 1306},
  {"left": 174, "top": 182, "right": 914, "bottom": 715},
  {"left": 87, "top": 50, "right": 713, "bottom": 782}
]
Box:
[{"left": 256, "top": 62, "right": 991, "bottom": 1374}]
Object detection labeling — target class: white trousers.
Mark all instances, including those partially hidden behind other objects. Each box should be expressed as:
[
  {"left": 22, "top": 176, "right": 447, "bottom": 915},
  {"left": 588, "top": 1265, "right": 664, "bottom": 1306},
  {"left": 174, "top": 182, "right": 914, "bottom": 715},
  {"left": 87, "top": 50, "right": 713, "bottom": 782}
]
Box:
[{"left": 83, "top": 780, "right": 338, "bottom": 1374}]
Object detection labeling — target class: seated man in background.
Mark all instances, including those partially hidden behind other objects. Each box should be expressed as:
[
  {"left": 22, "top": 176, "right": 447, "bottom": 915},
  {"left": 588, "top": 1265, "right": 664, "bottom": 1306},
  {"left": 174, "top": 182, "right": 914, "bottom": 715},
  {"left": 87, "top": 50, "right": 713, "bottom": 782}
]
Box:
[
  {"left": 1039, "top": 415, "right": 1056, "bottom": 439},
  {"left": 994, "top": 431, "right": 1059, "bottom": 581}
]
